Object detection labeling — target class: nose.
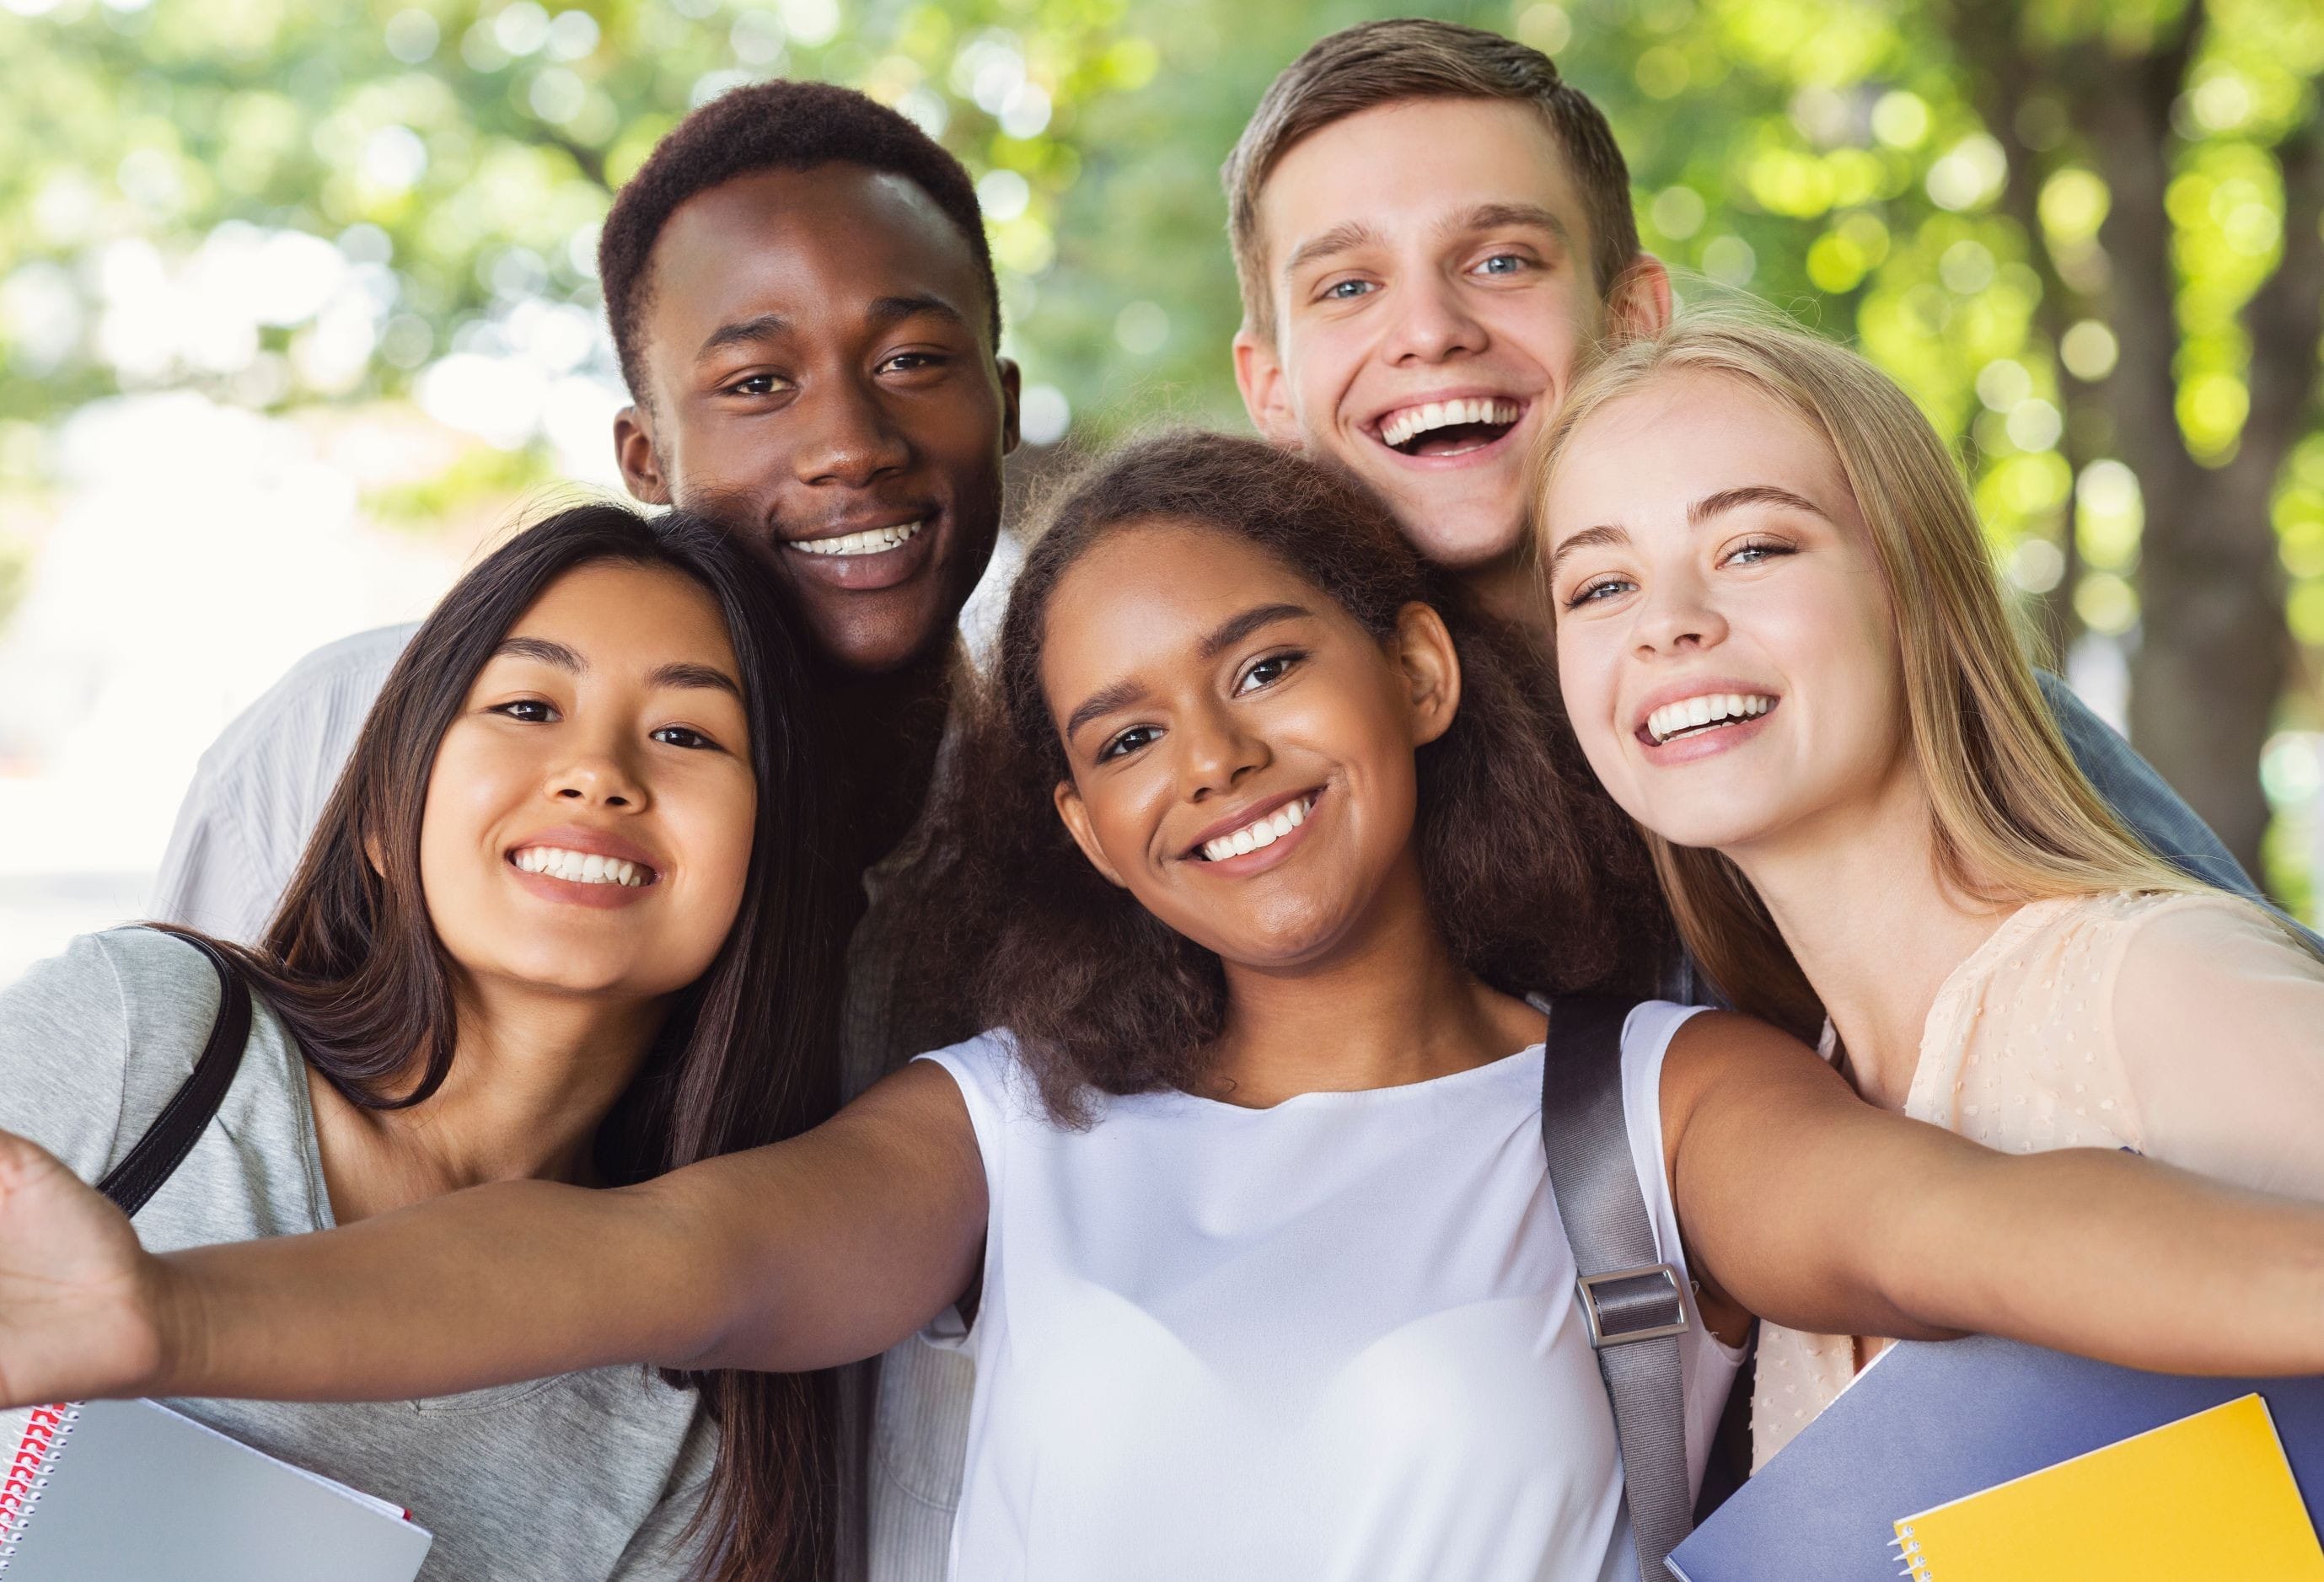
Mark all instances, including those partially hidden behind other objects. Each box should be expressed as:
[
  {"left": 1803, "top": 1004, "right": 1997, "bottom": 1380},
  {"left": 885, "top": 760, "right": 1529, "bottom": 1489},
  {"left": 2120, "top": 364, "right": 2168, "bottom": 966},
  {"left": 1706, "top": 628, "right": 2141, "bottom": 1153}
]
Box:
[
  {"left": 1178, "top": 696, "right": 1269, "bottom": 802},
  {"left": 793, "top": 373, "right": 911, "bottom": 489},
  {"left": 1632, "top": 569, "right": 1728, "bottom": 657},
  {"left": 1381, "top": 271, "right": 1489, "bottom": 367},
  {"left": 550, "top": 727, "right": 648, "bottom": 812}
]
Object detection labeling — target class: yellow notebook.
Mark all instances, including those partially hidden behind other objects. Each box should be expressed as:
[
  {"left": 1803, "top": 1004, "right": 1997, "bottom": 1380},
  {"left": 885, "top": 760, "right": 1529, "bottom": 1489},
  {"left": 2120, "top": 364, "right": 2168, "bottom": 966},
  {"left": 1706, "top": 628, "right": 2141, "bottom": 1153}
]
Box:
[{"left": 1892, "top": 1394, "right": 2324, "bottom": 1581}]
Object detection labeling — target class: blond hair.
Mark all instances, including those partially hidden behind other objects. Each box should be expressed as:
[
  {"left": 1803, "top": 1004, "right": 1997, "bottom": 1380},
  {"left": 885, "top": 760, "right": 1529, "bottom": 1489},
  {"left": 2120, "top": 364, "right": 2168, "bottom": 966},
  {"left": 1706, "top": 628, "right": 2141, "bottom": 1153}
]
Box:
[
  {"left": 1222, "top": 19, "right": 1639, "bottom": 345},
  {"left": 1531, "top": 313, "right": 2204, "bottom": 1033}
]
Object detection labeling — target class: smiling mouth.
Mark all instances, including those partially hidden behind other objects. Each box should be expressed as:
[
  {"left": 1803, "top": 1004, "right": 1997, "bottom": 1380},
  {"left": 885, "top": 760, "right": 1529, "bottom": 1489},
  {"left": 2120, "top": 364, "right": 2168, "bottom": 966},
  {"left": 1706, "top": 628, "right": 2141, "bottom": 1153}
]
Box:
[
  {"left": 510, "top": 845, "right": 659, "bottom": 888},
  {"left": 1193, "top": 791, "right": 1319, "bottom": 862},
  {"left": 1377, "top": 398, "right": 1523, "bottom": 458},
  {"left": 789, "top": 517, "right": 928, "bottom": 558},
  {"left": 1641, "top": 693, "right": 1777, "bottom": 747}
]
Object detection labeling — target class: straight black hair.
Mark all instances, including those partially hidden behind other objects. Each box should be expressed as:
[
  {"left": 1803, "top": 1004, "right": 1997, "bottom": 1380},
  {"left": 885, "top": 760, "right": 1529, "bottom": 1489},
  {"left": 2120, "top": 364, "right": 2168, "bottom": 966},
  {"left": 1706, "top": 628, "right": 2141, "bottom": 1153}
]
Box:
[{"left": 184, "top": 502, "right": 843, "bottom": 1579}]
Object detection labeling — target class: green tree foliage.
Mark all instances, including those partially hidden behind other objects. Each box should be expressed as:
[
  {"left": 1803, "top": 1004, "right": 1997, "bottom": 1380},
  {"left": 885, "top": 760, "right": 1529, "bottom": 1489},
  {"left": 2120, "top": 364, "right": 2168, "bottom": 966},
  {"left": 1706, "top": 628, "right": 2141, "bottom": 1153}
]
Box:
[{"left": 1, "top": 0, "right": 2319, "bottom": 890}]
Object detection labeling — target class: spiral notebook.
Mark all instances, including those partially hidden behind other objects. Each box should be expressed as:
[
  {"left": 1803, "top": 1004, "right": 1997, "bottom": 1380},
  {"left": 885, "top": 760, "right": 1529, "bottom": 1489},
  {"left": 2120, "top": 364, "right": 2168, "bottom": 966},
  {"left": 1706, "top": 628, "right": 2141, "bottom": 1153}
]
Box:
[
  {"left": 1892, "top": 1394, "right": 2324, "bottom": 1580},
  {"left": 0, "top": 1398, "right": 432, "bottom": 1580}
]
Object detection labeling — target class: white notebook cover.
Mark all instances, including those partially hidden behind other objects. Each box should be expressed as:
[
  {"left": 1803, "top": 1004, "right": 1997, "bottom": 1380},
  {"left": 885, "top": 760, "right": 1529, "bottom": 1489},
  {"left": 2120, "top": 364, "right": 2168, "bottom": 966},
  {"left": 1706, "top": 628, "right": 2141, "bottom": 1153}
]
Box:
[{"left": 0, "top": 1399, "right": 432, "bottom": 1580}]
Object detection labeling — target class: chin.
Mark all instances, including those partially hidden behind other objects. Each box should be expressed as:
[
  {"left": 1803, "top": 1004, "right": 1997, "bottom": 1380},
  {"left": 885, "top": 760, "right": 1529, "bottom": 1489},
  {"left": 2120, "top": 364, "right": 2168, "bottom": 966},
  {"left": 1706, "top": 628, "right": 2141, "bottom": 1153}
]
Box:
[{"left": 1371, "top": 490, "right": 1525, "bottom": 571}]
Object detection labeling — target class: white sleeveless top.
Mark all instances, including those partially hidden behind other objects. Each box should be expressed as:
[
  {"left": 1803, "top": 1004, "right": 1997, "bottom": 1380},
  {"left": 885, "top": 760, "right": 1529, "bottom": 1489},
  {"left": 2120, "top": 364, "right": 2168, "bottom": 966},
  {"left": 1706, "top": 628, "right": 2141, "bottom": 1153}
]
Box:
[{"left": 919, "top": 1001, "right": 1742, "bottom": 1582}]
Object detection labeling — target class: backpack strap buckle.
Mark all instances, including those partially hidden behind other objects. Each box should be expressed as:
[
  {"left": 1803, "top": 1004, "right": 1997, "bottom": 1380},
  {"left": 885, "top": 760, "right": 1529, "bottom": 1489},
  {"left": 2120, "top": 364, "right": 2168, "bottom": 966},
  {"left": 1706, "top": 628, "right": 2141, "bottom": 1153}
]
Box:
[{"left": 1576, "top": 1263, "right": 1688, "bottom": 1349}]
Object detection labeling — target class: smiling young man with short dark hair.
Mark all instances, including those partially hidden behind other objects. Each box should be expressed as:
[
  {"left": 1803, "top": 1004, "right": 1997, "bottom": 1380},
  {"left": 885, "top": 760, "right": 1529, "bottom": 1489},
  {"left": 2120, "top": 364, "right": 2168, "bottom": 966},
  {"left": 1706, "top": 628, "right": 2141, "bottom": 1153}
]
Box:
[
  {"left": 1226, "top": 16, "right": 2269, "bottom": 911},
  {"left": 154, "top": 79, "right": 1014, "bottom": 1582}
]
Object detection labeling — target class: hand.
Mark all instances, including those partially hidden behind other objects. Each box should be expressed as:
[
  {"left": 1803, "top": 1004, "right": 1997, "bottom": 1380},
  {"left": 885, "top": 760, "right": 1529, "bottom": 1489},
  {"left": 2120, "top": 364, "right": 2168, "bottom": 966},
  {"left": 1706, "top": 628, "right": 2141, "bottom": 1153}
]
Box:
[{"left": 0, "top": 1131, "right": 168, "bottom": 1407}]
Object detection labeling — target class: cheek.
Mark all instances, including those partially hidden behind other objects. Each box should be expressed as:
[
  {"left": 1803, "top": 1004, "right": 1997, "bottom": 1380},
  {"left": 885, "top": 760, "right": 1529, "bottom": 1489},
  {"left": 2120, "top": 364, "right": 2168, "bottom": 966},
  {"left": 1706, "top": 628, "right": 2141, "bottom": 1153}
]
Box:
[
  {"left": 1554, "top": 627, "right": 1631, "bottom": 778},
  {"left": 416, "top": 730, "right": 518, "bottom": 895},
  {"left": 671, "top": 770, "right": 758, "bottom": 922}
]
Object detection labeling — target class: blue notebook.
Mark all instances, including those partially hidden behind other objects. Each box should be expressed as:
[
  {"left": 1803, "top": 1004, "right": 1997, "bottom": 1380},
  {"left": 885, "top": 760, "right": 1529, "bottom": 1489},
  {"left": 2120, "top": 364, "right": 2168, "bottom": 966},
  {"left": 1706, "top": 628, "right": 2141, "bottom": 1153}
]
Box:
[{"left": 1667, "top": 1335, "right": 2324, "bottom": 1582}]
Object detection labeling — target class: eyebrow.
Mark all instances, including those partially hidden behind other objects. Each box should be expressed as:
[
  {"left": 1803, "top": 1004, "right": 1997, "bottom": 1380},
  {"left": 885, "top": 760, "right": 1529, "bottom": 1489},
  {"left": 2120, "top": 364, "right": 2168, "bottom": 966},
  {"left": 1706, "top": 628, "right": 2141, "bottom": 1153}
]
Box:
[
  {"left": 1688, "top": 485, "right": 1831, "bottom": 527},
  {"left": 1546, "top": 524, "right": 1632, "bottom": 578},
  {"left": 491, "top": 640, "right": 740, "bottom": 700},
  {"left": 1283, "top": 220, "right": 1384, "bottom": 278},
  {"left": 1059, "top": 603, "right": 1317, "bottom": 743},
  {"left": 1547, "top": 485, "right": 1835, "bottom": 576},
  {"left": 696, "top": 313, "right": 788, "bottom": 362},
  {"left": 647, "top": 661, "right": 743, "bottom": 699},
  {"left": 492, "top": 635, "right": 582, "bottom": 671},
  {"left": 695, "top": 294, "right": 969, "bottom": 365},
  {"left": 1445, "top": 202, "right": 1571, "bottom": 246}
]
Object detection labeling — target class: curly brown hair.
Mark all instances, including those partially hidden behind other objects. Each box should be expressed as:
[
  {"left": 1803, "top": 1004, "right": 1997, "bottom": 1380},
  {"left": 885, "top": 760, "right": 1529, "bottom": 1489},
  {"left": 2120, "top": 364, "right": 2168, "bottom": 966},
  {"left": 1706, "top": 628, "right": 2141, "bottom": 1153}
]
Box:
[{"left": 935, "top": 431, "right": 1672, "bottom": 1120}]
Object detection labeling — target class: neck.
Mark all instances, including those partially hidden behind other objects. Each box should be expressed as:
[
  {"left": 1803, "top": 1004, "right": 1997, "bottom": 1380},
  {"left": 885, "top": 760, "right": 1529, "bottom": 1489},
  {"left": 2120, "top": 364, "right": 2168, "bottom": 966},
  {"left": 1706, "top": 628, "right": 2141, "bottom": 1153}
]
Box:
[
  {"left": 309, "top": 975, "right": 667, "bottom": 1222},
  {"left": 1723, "top": 770, "right": 2012, "bottom": 1107},
  {"left": 1202, "top": 850, "right": 1539, "bottom": 1108},
  {"left": 826, "top": 641, "right": 958, "bottom": 873}
]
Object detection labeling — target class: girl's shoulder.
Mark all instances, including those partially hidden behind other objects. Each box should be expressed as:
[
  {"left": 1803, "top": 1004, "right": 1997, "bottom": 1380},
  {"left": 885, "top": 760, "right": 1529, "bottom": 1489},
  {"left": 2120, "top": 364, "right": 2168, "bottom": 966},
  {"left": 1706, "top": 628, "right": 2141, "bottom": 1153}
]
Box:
[
  {"left": 1972, "top": 888, "right": 2309, "bottom": 995},
  {"left": 0, "top": 928, "right": 243, "bottom": 1179}
]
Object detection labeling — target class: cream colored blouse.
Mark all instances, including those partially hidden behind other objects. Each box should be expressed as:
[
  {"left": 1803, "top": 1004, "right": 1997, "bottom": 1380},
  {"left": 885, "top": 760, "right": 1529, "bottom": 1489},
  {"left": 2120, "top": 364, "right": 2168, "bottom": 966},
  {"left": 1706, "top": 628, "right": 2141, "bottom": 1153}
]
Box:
[{"left": 1749, "top": 888, "right": 2324, "bottom": 1470}]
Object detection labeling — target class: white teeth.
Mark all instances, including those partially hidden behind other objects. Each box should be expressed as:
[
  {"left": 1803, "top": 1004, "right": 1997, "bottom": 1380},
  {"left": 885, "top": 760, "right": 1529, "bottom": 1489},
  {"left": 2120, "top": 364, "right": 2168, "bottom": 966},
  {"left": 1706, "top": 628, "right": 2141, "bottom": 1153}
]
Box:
[
  {"left": 791, "top": 518, "right": 927, "bottom": 557},
  {"left": 511, "top": 845, "right": 654, "bottom": 887},
  {"left": 1199, "top": 795, "right": 1318, "bottom": 863},
  {"left": 1645, "top": 693, "right": 1774, "bottom": 746},
  {"left": 1379, "top": 398, "right": 1521, "bottom": 450}
]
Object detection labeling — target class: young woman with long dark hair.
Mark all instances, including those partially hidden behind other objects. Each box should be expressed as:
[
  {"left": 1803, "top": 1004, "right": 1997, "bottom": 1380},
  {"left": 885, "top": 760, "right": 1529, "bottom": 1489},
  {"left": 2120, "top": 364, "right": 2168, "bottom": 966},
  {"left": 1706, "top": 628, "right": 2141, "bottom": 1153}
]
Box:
[
  {"left": 0, "top": 439, "right": 2319, "bottom": 1582},
  {"left": 0, "top": 503, "right": 842, "bottom": 1579}
]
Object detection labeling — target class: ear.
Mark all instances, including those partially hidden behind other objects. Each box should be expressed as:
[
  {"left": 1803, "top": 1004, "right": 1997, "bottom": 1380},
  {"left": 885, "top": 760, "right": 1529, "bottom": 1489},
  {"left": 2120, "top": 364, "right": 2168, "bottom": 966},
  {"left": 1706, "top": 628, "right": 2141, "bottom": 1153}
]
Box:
[
  {"left": 1232, "top": 324, "right": 1303, "bottom": 448},
  {"left": 1606, "top": 254, "right": 1673, "bottom": 341},
  {"left": 996, "top": 355, "right": 1022, "bottom": 457},
  {"left": 615, "top": 404, "right": 672, "bottom": 506},
  {"left": 1053, "top": 778, "right": 1130, "bottom": 889},
  {"left": 1389, "top": 602, "right": 1463, "bottom": 748}
]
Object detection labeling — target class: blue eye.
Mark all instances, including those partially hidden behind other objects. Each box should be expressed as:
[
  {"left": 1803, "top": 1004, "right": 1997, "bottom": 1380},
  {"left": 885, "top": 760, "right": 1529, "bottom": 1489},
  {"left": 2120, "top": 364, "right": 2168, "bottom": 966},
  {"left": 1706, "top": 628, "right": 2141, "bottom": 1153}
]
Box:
[
  {"left": 1725, "top": 538, "right": 1795, "bottom": 567},
  {"left": 1564, "top": 576, "right": 1634, "bottom": 610},
  {"left": 1323, "top": 279, "right": 1374, "bottom": 301},
  {"left": 1476, "top": 254, "right": 1528, "bottom": 276}
]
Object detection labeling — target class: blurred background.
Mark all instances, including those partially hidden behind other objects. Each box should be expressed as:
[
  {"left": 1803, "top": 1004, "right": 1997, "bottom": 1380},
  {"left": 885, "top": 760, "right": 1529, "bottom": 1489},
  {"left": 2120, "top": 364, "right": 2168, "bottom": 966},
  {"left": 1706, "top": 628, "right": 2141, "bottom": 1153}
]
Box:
[{"left": 1, "top": 0, "right": 2320, "bottom": 978}]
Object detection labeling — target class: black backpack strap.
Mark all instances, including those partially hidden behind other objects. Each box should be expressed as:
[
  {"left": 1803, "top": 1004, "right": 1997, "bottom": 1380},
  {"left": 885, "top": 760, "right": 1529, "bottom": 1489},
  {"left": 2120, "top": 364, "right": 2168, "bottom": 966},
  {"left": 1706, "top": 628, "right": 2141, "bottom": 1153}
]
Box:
[
  {"left": 1532, "top": 992, "right": 1693, "bottom": 1580},
  {"left": 94, "top": 932, "right": 251, "bottom": 1219}
]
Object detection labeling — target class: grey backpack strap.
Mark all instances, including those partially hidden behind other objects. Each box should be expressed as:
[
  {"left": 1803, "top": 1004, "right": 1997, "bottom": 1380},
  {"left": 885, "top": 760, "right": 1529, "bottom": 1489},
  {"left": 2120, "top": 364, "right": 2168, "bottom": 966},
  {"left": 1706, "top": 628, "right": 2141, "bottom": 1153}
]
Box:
[
  {"left": 1532, "top": 992, "right": 1693, "bottom": 1580},
  {"left": 95, "top": 931, "right": 251, "bottom": 1219}
]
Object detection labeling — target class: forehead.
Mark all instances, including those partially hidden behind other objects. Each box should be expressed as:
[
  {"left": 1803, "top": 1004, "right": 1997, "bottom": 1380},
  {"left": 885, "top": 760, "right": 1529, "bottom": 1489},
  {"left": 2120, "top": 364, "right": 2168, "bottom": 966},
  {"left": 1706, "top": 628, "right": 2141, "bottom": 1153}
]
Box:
[
  {"left": 1038, "top": 522, "right": 1323, "bottom": 690},
  {"left": 1548, "top": 373, "right": 1854, "bottom": 535},
  {"left": 507, "top": 560, "right": 736, "bottom": 662},
  {"left": 640, "top": 164, "right": 990, "bottom": 357},
  {"left": 1255, "top": 97, "right": 1592, "bottom": 273}
]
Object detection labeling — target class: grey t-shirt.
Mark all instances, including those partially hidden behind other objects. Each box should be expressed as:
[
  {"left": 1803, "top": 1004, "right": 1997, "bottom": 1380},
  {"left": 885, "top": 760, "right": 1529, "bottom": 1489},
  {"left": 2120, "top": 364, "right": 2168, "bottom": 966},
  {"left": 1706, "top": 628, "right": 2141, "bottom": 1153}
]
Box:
[{"left": 0, "top": 926, "right": 716, "bottom": 1582}]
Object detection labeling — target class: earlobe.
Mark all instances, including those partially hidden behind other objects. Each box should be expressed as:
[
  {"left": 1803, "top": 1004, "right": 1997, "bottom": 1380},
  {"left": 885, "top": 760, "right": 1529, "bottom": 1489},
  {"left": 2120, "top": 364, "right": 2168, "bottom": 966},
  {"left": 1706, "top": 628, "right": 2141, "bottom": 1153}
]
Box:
[
  {"left": 1053, "top": 780, "right": 1130, "bottom": 890},
  {"left": 614, "top": 405, "right": 671, "bottom": 506},
  {"left": 1392, "top": 603, "right": 1463, "bottom": 748},
  {"left": 1232, "top": 326, "right": 1303, "bottom": 449}
]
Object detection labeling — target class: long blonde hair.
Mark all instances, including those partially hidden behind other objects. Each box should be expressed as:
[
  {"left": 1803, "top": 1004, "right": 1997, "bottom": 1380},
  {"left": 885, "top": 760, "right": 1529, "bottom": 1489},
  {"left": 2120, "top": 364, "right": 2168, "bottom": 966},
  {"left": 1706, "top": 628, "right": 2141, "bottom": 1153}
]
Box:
[{"left": 1532, "top": 313, "right": 2203, "bottom": 1034}]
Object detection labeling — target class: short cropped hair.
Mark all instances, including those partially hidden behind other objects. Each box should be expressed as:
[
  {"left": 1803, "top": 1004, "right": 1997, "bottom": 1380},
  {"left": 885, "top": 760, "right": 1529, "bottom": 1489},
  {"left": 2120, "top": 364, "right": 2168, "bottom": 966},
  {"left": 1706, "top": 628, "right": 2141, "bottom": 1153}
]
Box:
[
  {"left": 598, "top": 80, "right": 997, "bottom": 402},
  {"left": 1223, "top": 19, "right": 1639, "bottom": 341}
]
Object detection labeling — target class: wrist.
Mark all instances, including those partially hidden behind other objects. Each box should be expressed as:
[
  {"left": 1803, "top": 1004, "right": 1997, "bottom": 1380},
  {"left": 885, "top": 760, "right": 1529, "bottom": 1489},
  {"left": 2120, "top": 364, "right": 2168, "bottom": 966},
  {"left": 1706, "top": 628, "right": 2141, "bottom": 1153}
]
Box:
[{"left": 142, "top": 1252, "right": 207, "bottom": 1397}]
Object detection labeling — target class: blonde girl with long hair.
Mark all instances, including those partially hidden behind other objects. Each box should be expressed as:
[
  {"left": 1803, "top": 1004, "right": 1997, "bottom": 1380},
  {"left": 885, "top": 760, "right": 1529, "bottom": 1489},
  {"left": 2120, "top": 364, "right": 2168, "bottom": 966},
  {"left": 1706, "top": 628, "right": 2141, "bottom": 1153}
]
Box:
[{"left": 1534, "top": 311, "right": 2324, "bottom": 1468}]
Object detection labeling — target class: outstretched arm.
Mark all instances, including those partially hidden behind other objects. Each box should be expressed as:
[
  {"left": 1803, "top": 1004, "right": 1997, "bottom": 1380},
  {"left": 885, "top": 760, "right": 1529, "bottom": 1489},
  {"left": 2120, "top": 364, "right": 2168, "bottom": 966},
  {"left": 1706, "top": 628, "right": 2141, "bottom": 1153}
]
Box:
[
  {"left": 0, "top": 1061, "right": 984, "bottom": 1409},
  {"left": 1663, "top": 1011, "right": 2324, "bottom": 1374}
]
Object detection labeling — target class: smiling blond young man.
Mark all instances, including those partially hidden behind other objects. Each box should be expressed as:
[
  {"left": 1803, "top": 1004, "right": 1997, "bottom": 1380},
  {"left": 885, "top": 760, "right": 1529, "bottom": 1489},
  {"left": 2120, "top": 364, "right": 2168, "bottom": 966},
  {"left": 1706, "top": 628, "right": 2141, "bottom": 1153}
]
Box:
[{"left": 1223, "top": 16, "right": 2271, "bottom": 912}]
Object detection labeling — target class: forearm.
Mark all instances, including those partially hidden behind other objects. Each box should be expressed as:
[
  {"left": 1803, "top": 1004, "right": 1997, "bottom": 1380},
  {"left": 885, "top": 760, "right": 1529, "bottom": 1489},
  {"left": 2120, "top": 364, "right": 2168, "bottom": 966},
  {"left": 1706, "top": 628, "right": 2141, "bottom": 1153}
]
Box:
[
  {"left": 1870, "top": 1145, "right": 2324, "bottom": 1375},
  {"left": 149, "top": 1177, "right": 747, "bottom": 1402}
]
